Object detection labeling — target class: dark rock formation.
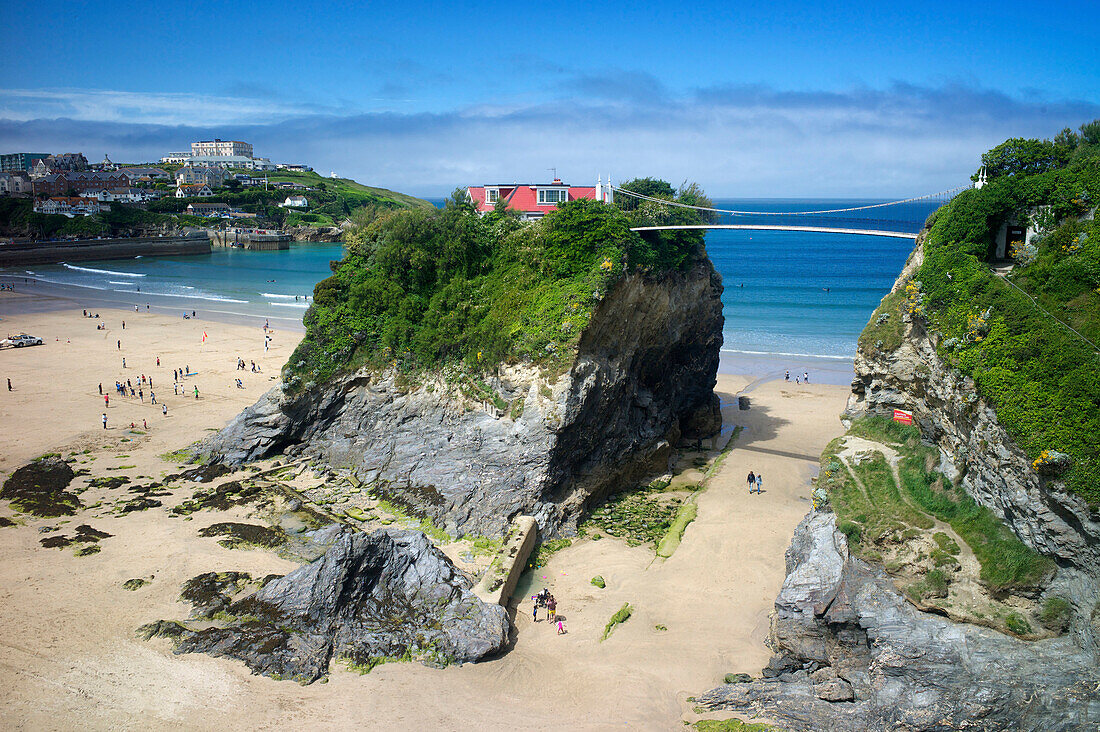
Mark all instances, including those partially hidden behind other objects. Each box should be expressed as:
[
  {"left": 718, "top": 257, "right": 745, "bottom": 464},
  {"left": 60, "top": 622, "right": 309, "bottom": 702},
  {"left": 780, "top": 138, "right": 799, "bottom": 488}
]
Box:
[
  {"left": 149, "top": 528, "right": 509, "bottom": 683},
  {"left": 1, "top": 457, "right": 79, "bottom": 517},
  {"left": 39, "top": 523, "right": 112, "bottom": 549},
  {"left": 200, "top": 257, "right": 724, "bottom": 537},
  {"left": 696, "top": 512, "right": 1100, "bottom": 731},
  {"left": 198, "top": 522, "right": 287, "bottom": 549}
]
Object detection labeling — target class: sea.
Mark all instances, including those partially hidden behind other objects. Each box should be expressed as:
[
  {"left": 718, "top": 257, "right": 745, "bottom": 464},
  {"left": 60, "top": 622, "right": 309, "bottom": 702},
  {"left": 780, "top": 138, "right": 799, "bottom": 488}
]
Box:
[{"left": 0, "top": 198, "right": 942, "bottom": 384}]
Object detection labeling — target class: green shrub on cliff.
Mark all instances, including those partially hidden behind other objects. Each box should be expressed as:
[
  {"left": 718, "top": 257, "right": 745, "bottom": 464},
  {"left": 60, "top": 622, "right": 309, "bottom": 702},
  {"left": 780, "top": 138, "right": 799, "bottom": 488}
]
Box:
[
  {"left": 284, "top": 183, "right": 711, "bottom": 388},
  {"left": 876, "top": 121, "right": 1100, "bottom": 502}
]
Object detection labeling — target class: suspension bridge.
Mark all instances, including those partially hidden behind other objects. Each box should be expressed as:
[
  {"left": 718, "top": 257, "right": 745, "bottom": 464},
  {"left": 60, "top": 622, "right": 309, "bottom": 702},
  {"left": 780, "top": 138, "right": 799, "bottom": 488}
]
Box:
[{"left": 614, "top": 184, "right": 972, "bottom": 239}]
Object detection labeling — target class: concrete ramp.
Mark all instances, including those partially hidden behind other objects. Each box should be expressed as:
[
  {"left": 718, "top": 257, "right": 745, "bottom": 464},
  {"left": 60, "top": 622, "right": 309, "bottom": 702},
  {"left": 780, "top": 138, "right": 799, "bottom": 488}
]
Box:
[{"left": 474, "top": 515, "right": 537, "bottom": 606}]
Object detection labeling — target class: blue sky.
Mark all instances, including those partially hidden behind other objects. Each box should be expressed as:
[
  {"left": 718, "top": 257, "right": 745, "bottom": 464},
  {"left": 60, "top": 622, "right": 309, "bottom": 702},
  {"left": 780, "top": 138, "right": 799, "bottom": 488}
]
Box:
[{"left": 2, "top": 1, "right": 1098, "bottom": 197}]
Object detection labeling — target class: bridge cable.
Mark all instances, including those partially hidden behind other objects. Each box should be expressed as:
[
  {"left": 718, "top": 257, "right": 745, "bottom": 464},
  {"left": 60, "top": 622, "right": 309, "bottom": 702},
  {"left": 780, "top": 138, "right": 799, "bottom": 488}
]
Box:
[{"left": 611, "top": 185, "right": 971, "bottom": 216}]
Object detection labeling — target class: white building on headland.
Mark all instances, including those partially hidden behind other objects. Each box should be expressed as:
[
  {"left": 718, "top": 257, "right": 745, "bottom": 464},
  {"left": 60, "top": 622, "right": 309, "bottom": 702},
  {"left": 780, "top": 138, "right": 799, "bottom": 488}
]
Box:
[
  {"left": 191, "top": 139, "right": 253, "bottom": 158},
  {"left": 280, "top": 195, "right": 308, "bottom": 208},
  {"left": 161, "top": 152, "right": 192, "bottom": 164}
]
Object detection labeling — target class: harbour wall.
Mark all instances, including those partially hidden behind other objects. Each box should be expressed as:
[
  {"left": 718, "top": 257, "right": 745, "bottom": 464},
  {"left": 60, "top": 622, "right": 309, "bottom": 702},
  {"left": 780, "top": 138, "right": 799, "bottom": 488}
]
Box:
[{"left": 0, "top": 236, "right": 211, "bottom": 266}]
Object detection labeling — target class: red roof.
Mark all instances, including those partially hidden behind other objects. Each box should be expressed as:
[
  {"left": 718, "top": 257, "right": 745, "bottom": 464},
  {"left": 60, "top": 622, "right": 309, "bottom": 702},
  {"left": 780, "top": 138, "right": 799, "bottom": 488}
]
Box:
[{"left": 468, "top": 183, "right": 598, "bottom": 215}]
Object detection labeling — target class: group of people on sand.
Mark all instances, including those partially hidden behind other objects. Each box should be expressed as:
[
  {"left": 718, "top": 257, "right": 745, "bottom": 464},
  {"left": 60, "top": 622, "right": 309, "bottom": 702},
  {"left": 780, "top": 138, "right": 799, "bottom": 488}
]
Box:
[
  {"left": 746, "top": 471, "right": 764, "bottom": 494},
  {"left": 236, "top": 357, "right": 261, "bottom": 373},
  {"left": 532, "top": 587, "right": 566, "bottom": 634},
  {"left": 784, "top": 370, "right": 810, "bottom": 384}
]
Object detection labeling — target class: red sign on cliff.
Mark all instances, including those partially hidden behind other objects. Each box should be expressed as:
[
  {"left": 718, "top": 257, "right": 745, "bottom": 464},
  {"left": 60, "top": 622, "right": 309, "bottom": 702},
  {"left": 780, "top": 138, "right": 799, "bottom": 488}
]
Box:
[{"left": 893, "top": 409, "right": 914, "bottom": 425}]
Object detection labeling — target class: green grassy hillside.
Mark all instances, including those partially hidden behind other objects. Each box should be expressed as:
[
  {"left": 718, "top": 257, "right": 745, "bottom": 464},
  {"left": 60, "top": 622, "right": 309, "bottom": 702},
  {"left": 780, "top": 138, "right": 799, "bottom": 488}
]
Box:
[
  {"left": 867, "top": 119, "right": 1100, "bottom": 502},
  {"left": 282, "top": 181, "right": 713, "bottom": 390}
]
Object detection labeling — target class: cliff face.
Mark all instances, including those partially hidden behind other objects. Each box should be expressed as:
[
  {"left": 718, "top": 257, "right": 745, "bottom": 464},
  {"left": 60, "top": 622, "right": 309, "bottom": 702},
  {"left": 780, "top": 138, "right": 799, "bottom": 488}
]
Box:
[
  {"left": 202, "top": 256, "right": 723, "bottom": 538},
  {"left": 846, "top": 243, "right": 1100, "bottom": 576},
  {"left": 697, "top": 241, "right": 1100, "bottom": 731},
  {"left": 696, "top": 513, "right": 1100, "bottom": 732}
]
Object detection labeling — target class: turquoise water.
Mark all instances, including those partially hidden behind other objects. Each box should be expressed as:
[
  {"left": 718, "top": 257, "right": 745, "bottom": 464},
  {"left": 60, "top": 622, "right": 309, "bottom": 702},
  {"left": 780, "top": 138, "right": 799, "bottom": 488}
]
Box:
[
  {"left": 3, "top": 243, "right": 345, "bottom": 328},
  {"left": 1, "top": 199, "right": 939, "bottom": 376}
]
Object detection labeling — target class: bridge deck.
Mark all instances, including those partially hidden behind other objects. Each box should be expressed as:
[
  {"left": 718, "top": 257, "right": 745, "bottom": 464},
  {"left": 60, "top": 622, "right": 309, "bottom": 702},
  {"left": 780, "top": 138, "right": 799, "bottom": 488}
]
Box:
[{"left": 629, "top": 224, "right": 917, "bottom": 239}]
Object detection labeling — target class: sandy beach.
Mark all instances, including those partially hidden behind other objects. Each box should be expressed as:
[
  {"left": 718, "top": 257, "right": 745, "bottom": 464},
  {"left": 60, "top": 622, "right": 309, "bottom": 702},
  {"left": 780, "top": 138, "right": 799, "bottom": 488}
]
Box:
[{"left": 0, "top": 291, "right": 850, "bottom": 730}]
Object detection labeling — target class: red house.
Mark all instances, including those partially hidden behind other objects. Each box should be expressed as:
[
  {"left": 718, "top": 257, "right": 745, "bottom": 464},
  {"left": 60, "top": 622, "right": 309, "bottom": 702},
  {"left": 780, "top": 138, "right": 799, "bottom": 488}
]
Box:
[{"left": 467, "top": 177, "right": 612, "bottom": 221}]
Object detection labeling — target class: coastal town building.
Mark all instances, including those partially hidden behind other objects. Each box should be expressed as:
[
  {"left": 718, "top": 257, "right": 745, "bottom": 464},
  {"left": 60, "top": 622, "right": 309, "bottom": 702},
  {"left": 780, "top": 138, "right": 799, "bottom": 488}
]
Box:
[
  {"left": 161, "top": 152, "right": 192, "bottom": 164},
  {"left": 466, "top": 177, "right": 611, "bottom": 221},
  {"left": 31, "top": 153, "right": 90, "bottom": 177},
  {"left": 280, "top": 195, "right": 308, "bottom": 208},
  {"left": 0, "top": 152, "right": 50, "bottom": 173},
  {"left": 118, "top": 167, "right": 170, "bottom": 184},
  {"left": 32, "top": 171, "right": 132, "bottom": 195},
  {"left": 186, "top": 155, "right": 276, "bottom": 171},
  {"left": 277, "top": 163, "right": 313, "bottom": 172},
  {"left": 89, "top": 187, "right": 157, "bottom": 204},
  {"left": 176, "top": 166, "right": 228, "bottom": 188},
  {"left": 176, "top": 183, "right": 213, "bottom": 198},
  {"left": 32, "top": 174, "right": 71, "bottom": 196},
  {"left": 64, "top": 171, "right": 132, "bottom": 193},
  {"left": 33, "top": 196, "right": 108, "bottom": 217},
  {"left": 191, "top": 139, "right": 253, "bottom": 158},
  {"left": 185, "top": 202, "right": 232, "bottom": 217},
  {"left": 0, "top": 171, "right": 32, "bottom": 196},
  {"left": 98, "top": 154, "right": 118, "bottom": 171}
]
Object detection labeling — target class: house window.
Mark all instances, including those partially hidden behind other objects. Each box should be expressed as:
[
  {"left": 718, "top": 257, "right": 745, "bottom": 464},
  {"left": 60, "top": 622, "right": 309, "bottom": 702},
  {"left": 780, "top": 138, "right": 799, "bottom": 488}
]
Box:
[
  {"left": 486, "top": 188, "right": 499, "bottom": 204},
  {"left": 538, "top": 189, "right": 567, "bottom": 205}
]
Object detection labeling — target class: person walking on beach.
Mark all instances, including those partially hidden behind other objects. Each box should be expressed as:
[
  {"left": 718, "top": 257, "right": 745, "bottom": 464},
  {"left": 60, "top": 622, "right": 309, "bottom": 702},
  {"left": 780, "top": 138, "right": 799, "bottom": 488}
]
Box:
[
  {"left": 747, "top": 471, "right": 756, "bottom": 493},
  {"left": 533, "top": 598, "right": 539, "bottom": 623},
  {"left": 804, "top": 372, "right": 809, "bottom": 384},
  {"left": 156, "top": 356, "right": 160, "bottom": 366},
  {"left": 7, "top": 378, "right": 11, "bottom": 392},
  {"left": 122, "top": 357, "right": 126, "bottom": 369},
  {"left": 755, "top": 473, "right": 763, "bottom": 494},
  {"left": 557, "top": 619, "right": 566, "bottom": 635},
  {"left": 150, "top": 391, "right": 156, "bottom": 405},
  {"left": 121, "top": 321, "right": 125, "bottom": 330},
  {"left": 194, "top": 385, "right": 199, "bottom": 400},
  {"left": 104, "top": 394, "right": 109, "bottom": 408},
  {"left": 102, "top": 413, "right": 107, "bottom": 429},
  {"left": 98, "top": 383, "right": 102, "bottom": 395},
  {"left": 547, "top": 596, "right": 557, "bottom": 623},
  {"left": 785, "top": 370, "right": 789, "bottom": 382},
  {"left": 162, "top": 404, "right": 168, "bottom": 416},
  {"left": 117, "top": 339, "right": 121, "bottom": 350}
]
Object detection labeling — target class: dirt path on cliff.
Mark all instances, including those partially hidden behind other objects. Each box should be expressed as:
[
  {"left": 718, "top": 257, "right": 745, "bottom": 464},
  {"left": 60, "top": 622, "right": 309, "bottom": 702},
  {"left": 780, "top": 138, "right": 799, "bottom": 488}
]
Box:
[{"left": 0, "top": 306, "right": 851, "bottom": 731}]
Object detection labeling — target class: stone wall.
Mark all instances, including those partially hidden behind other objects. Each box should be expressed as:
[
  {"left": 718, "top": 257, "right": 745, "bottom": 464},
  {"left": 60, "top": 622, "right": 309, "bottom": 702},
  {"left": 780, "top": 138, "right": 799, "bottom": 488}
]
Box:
[{"left": 0, "top": 235, "right": 210, "bottom": 266}]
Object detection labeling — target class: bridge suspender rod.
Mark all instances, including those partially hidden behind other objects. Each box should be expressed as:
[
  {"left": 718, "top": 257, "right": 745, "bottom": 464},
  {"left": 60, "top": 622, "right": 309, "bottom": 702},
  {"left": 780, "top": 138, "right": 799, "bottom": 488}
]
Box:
[{"left": 611, "top": 185, "right": 971, "bottom": 216}]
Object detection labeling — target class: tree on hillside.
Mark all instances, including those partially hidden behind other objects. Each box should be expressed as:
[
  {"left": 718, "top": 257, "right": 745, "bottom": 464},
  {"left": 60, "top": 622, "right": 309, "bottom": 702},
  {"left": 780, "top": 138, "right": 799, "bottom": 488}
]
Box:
[
  {"left": 616, "top": 177, "right": 676, "bottom": 211},
  {"left": 978, "top": 137, "right": 1072, "bottom": 180}
]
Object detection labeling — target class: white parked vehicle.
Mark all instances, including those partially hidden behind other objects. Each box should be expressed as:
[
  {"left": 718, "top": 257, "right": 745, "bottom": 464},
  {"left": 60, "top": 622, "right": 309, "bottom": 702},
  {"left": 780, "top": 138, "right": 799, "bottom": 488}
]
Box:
[{"left": 1, "top": 333, "right": 44, "bottom": 348}]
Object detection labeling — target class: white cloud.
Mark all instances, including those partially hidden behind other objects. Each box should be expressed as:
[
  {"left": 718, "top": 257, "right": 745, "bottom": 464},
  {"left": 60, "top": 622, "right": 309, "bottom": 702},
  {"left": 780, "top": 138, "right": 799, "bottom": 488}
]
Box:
[
  {"left": 0, "top": 88, "right": 347, "bottom": 126},
  {"left": 1, "top": 83, "right": 1096, "bottom": 197}
]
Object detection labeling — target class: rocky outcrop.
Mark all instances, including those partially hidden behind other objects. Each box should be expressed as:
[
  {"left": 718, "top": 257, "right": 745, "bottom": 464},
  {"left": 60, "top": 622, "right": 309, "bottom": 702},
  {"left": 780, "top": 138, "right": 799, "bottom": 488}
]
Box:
[
  {"left": 153, "top": 528, "right": 509, "bottom": 683},
  {"left": 697, "top": 239, "right": 1100, "bottom": 730},
  {"left": 201, "top": 256, "right": 723, "bottom": 538},
  {"left": 696, "top": 512, "right": 1100, "bottom": 731},
  {"left": 846, "top": 242, "right": 1100, "bottom": 576},
  {"left": 1, "top": 456, "right": 79, "bottom": 517},
  {"left": 287, "top": 225, "right": 343, "bottom": 242}
]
